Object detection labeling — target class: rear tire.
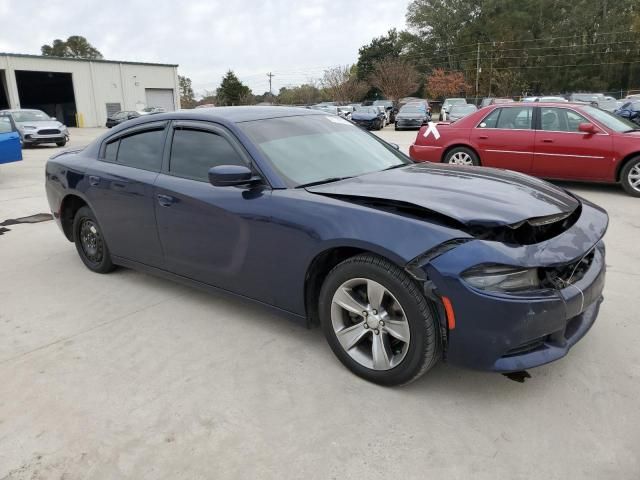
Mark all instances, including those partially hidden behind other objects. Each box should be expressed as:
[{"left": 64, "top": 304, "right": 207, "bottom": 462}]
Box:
[
  {"left": 73, "top": 206, "right": 115, "bottom": 273},
  {"left": 620, "top": 156, "right": 640, "bottom": 197},
  {"left": 319, "top": 253, "right": 441, "bottom": 386},
  {"left": 443, "top": 146, "right": 480, "bottom": 166}
]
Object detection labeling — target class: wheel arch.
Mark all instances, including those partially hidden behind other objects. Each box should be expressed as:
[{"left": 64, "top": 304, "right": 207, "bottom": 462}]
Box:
[
  {"left": 441, "top": 143, "right": 481, "bottom": 165},
  {"left": 59, "top": 193, "right": 90, "bottom": 241},
  {"left": 615, "top": 152, "right": 640, "bottom": 182},
  {"left": 303, "top": 244, "right": 406, "bottom": 326}
]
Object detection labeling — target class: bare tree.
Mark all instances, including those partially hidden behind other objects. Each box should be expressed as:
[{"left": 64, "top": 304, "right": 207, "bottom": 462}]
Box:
[
  {"left": 321, "top": 65, "right": 367, "bottom": 103},
  {"left": 369, "top": 58, "right": 419, "bottom": 102}
]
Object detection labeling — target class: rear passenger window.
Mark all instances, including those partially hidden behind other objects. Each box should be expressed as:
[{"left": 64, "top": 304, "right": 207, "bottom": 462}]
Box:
[
  {"left": 496, "top": 107, "right": 532, "bottom": 129},
  {"left": 116, "top": 129, "right": 164, "bottom": 171},
  {"left": 169, "top": 128, "right": 246, "bottom": 181}
]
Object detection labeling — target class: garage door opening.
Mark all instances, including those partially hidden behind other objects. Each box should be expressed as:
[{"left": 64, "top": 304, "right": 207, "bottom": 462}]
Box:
[
  {"left": 145, "top": 88, "right": 175, "bottom": 112},
  {"left": 15, "top": 70, "right": 77, "bottom": 127},
  {"left": 0, "top": 71, "right": 9, "bottom": 110}
]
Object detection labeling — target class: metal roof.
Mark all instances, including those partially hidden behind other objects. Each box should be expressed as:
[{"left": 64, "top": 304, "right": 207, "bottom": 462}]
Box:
[{"left": 0, "top": 52, "right": 177, "bottom": 68}]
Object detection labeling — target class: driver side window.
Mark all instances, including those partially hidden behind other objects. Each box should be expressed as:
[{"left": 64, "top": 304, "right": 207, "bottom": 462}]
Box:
[{"left": 0, "top": 117, "right": 14, "bottom": 134}]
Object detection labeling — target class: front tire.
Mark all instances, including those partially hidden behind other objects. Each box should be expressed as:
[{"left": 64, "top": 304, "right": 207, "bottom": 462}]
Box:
[
  {"left": 56, "top": 139, "right": 67, "bottom": 147},
  {"left": 73, "top": 206, "right": 115, "bottom": 273},
  {"left": 443, "top": 146, "right": 480, "bottom": 166},
  {"left": 319, "top": 254, "right": 441, "bottom": 386},
  {"left": 621, "top": 156, "right": 640, "bottom": 197}
]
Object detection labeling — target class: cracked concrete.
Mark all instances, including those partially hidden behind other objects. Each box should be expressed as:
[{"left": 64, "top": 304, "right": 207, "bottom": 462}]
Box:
[{"left": 0, "top": 126, "right": 638, "bottom": 479}]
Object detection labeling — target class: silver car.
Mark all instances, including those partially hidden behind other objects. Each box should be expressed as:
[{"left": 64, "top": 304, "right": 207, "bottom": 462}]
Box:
[{"left": 0, "top": 109, "right": 69, "bottom": 147}]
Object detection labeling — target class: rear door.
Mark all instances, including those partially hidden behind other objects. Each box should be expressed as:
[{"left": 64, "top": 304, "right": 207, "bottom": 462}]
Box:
[
  {"left": 532, "top": 107, "right": 613, "bottom": 180},
  {"left": 470, "top": 106, "right": 535, "bottom": 173},
  {"left": 85, "top": 122, "right": 167, "bottom": 267},
  {"left": 0, "top": 115, "right": 22, "bottom": 164}
]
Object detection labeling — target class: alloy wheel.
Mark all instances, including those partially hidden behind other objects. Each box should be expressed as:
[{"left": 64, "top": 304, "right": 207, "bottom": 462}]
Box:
[
  {"left": 448, "top": 151, "right": 473, "bottom": 165},
  {"left": 628, "top": 162, "right": 640, "bottom": 193},
  {"left": 330, "top": 278, "right": 410, "bottom": 370}
]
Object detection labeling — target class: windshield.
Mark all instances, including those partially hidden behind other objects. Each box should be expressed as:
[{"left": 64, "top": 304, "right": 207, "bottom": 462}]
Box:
[
  {"left": 239, "top": 115, "right": 411, "bottom": 187},
  {"left": 446, "top": 99, "right": 466, "bottom": 105},
  {"left": 451, "top": 105, "right": 477, "bottom": 114},
  {"left": 583, "top": 106, "right": 637, "bottom": 132},
  {"left": 399, "top": 105, "right": 426, "bottom": 114},
  {"left": 12, "top": 110, "right": 51, "bottom": 122},
  {"left": 355, "top": 106, "right": 378, "bottom": 114}
]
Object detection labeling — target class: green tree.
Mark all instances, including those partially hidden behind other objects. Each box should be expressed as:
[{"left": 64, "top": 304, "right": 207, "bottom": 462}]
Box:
[
  {"left": 216, "top": 71, "right": 253, "bottom": 106},
  {"left": 41, "top": 36, "right": 103, "bottom": 59},
  {"left": 179, "top": 75, "right": 196, "bottom": 108}
]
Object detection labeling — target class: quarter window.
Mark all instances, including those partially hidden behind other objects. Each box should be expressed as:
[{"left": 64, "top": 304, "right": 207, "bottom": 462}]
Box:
[
  {"left": 115, "top": 129, "right": 165, "bottom": 171},
  {"left": 540, "top": 108, "right": 589, "bottom": 132},
  {"left": 169, "top": 128, "right": 246, "bottom": 181},
  {"left": 104, "top": 140, "right": 119, "bottom": 162}
]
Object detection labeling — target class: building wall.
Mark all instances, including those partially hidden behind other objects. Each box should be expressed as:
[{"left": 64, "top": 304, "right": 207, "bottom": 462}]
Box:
[{"left": 0, "top": 55, "right": 179, "bottom": 127}]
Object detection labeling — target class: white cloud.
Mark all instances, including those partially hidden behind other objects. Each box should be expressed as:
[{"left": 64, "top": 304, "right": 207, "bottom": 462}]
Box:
[{"left": 0, "top": 0, "right": 411, "bottom": 95}]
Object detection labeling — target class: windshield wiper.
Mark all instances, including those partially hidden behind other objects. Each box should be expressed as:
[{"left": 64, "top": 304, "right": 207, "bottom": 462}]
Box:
[
  {"left": 296, "top": 176, "right": 354, "bottom": 188},
  {"left": 622, "top": 128, "right": 640, "bottom": 133},
  {"left": 382, "top": 163, "right": 409, "bottom": 171}
]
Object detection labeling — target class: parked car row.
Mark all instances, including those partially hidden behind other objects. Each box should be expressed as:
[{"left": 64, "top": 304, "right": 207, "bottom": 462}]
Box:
[{"left": 105, "top": 106, "right": 167, "bottom": 128}]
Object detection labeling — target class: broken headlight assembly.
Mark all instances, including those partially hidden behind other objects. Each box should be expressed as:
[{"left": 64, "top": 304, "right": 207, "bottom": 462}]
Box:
[{"left": 462, "top": 265, "right": 540, "bottom": 292}]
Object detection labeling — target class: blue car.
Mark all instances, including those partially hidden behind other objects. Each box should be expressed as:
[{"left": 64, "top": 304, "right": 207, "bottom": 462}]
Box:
[
  {"left": 0, "top": 115, "right": 22, "bottom": 165},
  {"left": 45, "top": 107, "right": 608, "bottom": 386},
  {"left": 614, "top": 100, "right": 640, "bottom": 125}
]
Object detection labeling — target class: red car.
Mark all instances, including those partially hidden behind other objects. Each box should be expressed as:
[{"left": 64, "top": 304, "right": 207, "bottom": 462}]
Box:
[{"left": 410, "top": 102, "right": 640, "bottom": 196}]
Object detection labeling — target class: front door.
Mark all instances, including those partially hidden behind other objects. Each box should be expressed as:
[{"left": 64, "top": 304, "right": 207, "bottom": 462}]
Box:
[
  {"left": 84, "top": 123, "right": 166, "bottom": 267},
  {"left": 0, "top": 115, "right": 22, "bottom": 164},
  {"left": 532, "top": 107, "right": 614, "bottom": 180},
  {"left": 470, "top": 106, "right": 535, "bottom": 173},
  {"left": 154, "top": 121, "right": 273, "bottom": 299}
]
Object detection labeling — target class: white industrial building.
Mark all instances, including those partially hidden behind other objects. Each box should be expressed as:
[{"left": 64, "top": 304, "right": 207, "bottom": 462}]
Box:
[{"left": 0, "top": 53, "right": 180, "bottom": 127}]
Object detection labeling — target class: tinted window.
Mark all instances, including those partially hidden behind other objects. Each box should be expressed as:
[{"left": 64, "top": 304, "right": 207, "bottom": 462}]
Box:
[
  {"left": 496, "top": 107, "right": 532, "bottom": 129},
  {"left": 170, "top": 128, "right": 246, "bottom": 181},
  {"left": 540, "top": 108, "right": 588, "bottom": 132},
  {"left": 478, "top": 108, "right": 501, "bottom": 128},
  {"left": 116, "top": 129, "right": 164, "bottom": 171},
  {"left": 104, "top": 140, "right": 119, "bottom": 162},
  {"left": 0, "top": 117, "right": 13, "bottom": 133}
]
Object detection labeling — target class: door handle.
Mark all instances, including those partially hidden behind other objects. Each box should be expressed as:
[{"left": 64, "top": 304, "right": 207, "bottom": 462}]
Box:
[
  {"left": 542, "top": 139, "right": 554, "bottom": 143},
  {"left": 478, "top": 135, "right": 489, "bottom": 140},
  {"left": 157, "top": 194, "right": 176, "bottom": 207},
  {"left": 89, "top": 175, "right": 101, "bottom": 186}
]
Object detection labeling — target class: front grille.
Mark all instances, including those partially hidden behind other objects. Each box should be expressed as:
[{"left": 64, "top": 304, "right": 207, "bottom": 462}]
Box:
[
  {"left": 38, "top": 129, "right": 61, "bottom": 135},
  {"left": 540, "top": 249, "right": 595, "bottom": 289}
]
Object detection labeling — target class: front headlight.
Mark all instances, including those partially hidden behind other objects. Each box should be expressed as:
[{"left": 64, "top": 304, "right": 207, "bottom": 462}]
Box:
[{"left": 462, "top": 265, "right": 540, "bottom": 292}]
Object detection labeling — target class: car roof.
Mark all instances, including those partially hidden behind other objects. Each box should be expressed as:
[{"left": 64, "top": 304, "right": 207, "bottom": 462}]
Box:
[
  {"left": 0, "top": 109, "right": 44, "bottom": 113},
  {"left": 134, "top": 106, "right": 326, "bottom": 124}
]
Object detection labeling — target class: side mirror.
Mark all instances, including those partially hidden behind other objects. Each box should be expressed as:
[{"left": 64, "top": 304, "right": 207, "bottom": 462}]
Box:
[
  {"left": 51, "top": 117, "right": 57, "bottom": 121},
  {"left": 208, "top": 165, "right": 261, "bottom": 187},
  {"left": 578, "top": 122, "right": 598, "bottom": 134},
  {"left": 389, "top": 143, "right": 400, "bottom": 150}
]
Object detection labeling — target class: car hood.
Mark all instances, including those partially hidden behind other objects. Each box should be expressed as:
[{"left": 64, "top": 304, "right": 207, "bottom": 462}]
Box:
[
  {"left": 306, "top": 163, "right": 579, "bottom": 228},
  {"left": 351, "top": 112, "right": 378, "bottom": 120},
  {"left": 15, "top": 120, "right": 65, "bottom": 129}
]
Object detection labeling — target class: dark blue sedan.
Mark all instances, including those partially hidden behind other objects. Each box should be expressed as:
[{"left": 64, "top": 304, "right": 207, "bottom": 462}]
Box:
[{"left": 45, "top": 107, "right": 608, "bottom": 385}]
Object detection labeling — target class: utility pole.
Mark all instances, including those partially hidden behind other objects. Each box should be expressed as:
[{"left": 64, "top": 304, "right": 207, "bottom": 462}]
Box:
[
  {"left": 267, "top": 72, "right": 275, "bottom": 99},
  {"left": 475, "top": 43, "right": 480, "bottom": 105}
]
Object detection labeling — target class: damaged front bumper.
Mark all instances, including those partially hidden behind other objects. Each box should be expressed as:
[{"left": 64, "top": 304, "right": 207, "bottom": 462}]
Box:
[{"left": 408, "top": 199, "right": 608, "bottom": 372}]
